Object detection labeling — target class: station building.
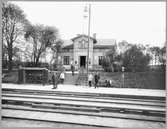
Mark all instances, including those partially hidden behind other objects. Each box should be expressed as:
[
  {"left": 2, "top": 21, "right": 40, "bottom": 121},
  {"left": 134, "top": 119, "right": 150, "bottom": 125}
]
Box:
[{"left": 59, "top": 34, "right": 116, "bottom": 70}]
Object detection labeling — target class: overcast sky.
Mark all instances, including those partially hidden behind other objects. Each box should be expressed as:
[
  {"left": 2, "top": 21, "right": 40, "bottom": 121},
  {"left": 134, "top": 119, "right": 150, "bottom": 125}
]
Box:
[{"left": 12, "top": 1, "right": 166, "bottom": 47}]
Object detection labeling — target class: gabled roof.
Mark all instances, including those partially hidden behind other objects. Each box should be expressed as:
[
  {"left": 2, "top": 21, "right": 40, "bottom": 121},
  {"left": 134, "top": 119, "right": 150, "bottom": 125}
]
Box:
[
  {"left": 71, "top": 34, "right": 97, "bottom": 43},
  {"left": 96, "top": 39, "right": 116, "bottom": 45},
  {"left": 62, "top": 44, "right": 115, "bottom": 50},
  {"left": 62, "top": 37, "right": 116, "bottom": 50},
  {"left": 93, "top": 45, "right": 115, "bottom": 49},
  {"left": 62, "top": 44, "right": 73, "bottom": 49}
]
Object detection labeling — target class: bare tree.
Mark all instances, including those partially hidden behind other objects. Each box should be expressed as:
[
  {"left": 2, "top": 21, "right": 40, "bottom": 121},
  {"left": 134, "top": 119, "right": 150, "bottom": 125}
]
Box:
[
  {"left": 2, "top": 2, "right": 29, "bottom": 70},
  {"left": 24, "top": 24, "right": 59, "bottom": 66},
  {"left": 50, "top": 39, "right": 63, "bottom": 65}
]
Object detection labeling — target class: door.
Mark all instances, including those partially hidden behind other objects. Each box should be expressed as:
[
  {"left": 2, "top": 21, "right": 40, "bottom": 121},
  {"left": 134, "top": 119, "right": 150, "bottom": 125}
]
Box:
[{"left": 80, "top": 56, "right": 86, "bottom": 68}]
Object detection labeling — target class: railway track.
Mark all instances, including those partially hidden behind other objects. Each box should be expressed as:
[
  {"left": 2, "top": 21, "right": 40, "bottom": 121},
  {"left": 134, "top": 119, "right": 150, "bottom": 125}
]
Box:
[
  {"left": 2, "top": 88, "right": 166, "bottom": 128},
  {"left": 2, "top": 88, "right": 165, "bottom": 101},
  {"left": 3, "top": 93, "right": 165, "bottom": 107}
]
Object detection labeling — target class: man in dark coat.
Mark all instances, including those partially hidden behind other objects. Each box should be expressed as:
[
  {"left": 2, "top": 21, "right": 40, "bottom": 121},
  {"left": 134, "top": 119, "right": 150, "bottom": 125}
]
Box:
[
  {"left": 52, "top": 73, "right": 58, "bottom": 89},
  {"left": 94, "top": 72, "right": 100, "bottom": 88},
  {"left": 71, "top": 64, "right": 75, "bottom": 76}
]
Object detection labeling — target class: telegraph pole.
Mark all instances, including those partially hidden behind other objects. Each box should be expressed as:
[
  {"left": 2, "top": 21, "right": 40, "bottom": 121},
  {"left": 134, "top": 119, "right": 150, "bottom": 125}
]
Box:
[{"left": 86, "top": 4, "right": 91, "bottom": 75}]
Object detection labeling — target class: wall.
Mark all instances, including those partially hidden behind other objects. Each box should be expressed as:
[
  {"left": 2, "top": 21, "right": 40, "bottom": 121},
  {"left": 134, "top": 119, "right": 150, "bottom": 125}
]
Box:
[
  {"left": 60, "top": 50, "right": 73, "bottom": 69},
  {"left": 73, "top": 36, "right": 94, "bottom": 69},
  {"left": 93, "top": 49, "right": 109, "bottom": 65}
]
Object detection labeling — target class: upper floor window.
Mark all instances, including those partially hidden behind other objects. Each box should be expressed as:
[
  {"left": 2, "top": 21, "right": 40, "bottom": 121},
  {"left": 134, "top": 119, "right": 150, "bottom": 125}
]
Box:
[
  {"left": 78, "top": 40, "right": 88, "bottom": 49},
  {"left": 99, "top": 56, "right": 104, "bottom": 65},
  {"left": 64, "top": 56, "right": 70, "bottom": 65}
]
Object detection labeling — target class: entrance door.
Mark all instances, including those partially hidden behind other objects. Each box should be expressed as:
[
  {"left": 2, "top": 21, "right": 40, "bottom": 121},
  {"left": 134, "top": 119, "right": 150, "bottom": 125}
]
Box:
[{"left": 80, "top": 56, "right": 86, "bottom": 68}]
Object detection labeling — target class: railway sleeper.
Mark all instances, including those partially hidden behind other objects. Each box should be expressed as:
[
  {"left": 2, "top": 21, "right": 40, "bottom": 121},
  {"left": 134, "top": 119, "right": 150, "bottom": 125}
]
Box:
[
  {"left": 126, "top": 109, "right": 165, "bottom": 117},
  {"left": 100, "top": 107, "right": 165, "bottom": 117},
  {"left": 2, "top": 100, "right": 8, "bottom": 104},
  {"left": 23, "top": 102, "right": 34, "bottom": 106},
  {"left": 12, "top": 101, "right": 24, "bottom": 105},
  {"left": 31, "top": 103, "right": 100, "bottom": 112},
  {"left": 2, "top": 100, "right": 24, "bottom": 105},
  {"left": 100, "top": 108, "right": 125, "bottom": 113},
  {"left": 147, "top": 111, "right": 165, "bottom": 117}
]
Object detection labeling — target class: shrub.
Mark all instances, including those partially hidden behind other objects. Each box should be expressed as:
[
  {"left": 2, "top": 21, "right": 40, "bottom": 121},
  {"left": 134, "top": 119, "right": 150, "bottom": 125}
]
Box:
[{"left": 122, "top": 45, "right": 151, "bottom": 72}]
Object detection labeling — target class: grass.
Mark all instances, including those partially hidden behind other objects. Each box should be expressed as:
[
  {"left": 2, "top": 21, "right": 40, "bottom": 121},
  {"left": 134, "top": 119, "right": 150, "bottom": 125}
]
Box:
[{"left": 99, "top": 71, "right": 165, "bottom": 90}]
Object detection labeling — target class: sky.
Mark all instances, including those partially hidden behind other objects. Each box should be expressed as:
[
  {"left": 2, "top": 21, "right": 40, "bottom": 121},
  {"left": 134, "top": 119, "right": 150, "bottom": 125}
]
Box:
[{"left": 11, "top": 1, "right": 166, "bottom": 47}]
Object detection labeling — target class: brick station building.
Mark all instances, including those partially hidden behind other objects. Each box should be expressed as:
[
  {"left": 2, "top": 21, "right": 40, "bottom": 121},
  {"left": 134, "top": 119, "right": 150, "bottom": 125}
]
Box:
[{"left": 59, "top": 34, "right": 116, "bottom": 70}]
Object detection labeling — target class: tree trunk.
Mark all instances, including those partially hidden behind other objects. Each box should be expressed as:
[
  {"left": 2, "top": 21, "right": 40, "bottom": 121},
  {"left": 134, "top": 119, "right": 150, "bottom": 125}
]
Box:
[
  {"left": 8, "top": 50, "right": 13, "bottom": 71},
  {"left": 35, "top": 54, "right": 41, "bottom": 67},
  {"left": 56, "top": 52, "right": 59, "bottom": 64},
  {"left": 111, "top": 64, "right": 114, "bottom": 72},
  {"left": 35, "top": 58, "right": 39, "bottom": 67},
  {"left": 7, "top": 40, "right": 14, "bottom": 71},
  {"left": 2, "top": 37, "right": 4, "bottom": 65},
  {"left": 2, "top": 47, "right": 5, "bottom": 68}
]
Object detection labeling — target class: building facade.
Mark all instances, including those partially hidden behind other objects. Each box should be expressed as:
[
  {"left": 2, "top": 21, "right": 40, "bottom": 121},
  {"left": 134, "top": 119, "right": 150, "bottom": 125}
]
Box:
[{"left": 59, "top": 34, "right": 116, "bottom": 70}]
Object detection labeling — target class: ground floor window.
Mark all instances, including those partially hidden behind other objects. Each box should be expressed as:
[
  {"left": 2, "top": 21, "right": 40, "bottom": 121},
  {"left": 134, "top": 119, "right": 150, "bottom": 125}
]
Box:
[
  {"left": 99, "top": 56, "right": 104, "bottom": 65},
  {"left": 64, "top": 56, "right": 70, "bottom": 65}
]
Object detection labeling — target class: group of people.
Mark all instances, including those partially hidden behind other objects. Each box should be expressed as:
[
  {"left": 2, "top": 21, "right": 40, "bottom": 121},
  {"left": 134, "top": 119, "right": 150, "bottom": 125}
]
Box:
[
  {"left": 52, "top": 62, "right": 75, "bottom": 89},
  {"left": 52, "top": 71, "right": 65, "bottom": 89},
  {"left": 88, "top": 72, "right": 100, "bottom": 88},
  {"left": 105, "top": 79, "right": 112, "bottom": 87},
  {"left": 51, "top": 60, "right": 111, "bottom": 89},
  {"left": 51, "top": 69, "right": 113, "bottom": 89}
]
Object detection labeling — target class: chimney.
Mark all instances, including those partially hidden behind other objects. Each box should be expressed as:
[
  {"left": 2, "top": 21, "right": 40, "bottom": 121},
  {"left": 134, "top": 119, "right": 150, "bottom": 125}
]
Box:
[{"left": 93, "top": 33, "right": 96, "bottom": 39}]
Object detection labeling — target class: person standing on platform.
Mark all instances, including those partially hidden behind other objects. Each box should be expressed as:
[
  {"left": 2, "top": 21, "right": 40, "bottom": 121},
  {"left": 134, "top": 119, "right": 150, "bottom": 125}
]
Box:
[
  {"left": 94, "top": 72, "right": 100, "bottom": 88},
  {"left": 60, "top": 71, "right": 65, "bottom": 84},
  {"left": 88, "top": 73, "right": 93, "bottom": 87},
  {"left": 71, "top": 63, "right": 75, "bottom": 76},
  {"left": 52, "top": 73, "right": 57, "bottom": 89},
  {"left": 98, "top": 72, "right": 100, "bottom": 86},
  {"left": 108, "top": 80, "right": 112, "bottom": 87},
  {"left": 42, "top": 70, "right": 46, "bottom": 86}
]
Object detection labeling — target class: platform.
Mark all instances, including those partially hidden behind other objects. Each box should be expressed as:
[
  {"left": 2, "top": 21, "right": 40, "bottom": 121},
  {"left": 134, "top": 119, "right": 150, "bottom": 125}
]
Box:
[{"left": 2, "top": 83, "right": 165, "bottom": 98}]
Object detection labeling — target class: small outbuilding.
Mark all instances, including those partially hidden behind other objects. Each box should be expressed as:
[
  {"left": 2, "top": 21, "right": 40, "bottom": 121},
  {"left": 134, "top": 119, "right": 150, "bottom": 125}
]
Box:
[{"left": 18, "top": 67, "right": 49, "bottom": 84}]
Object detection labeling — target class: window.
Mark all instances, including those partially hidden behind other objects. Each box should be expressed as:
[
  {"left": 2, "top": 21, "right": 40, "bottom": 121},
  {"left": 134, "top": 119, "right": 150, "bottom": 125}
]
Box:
[
  {"left": 79, "top": 40, "right": 88, "bottom": 49},
  {"left": 99, "top": 56, "right": 104, "bottom": 65},
  {"left": 64, "top": 56, "right": 70, "bottom": 65}
]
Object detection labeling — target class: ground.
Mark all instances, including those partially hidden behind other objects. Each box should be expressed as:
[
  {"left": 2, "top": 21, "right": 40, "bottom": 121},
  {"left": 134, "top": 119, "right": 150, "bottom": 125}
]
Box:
[
  {"left": 2, "top": 83, "right": 165, "bottom": 128},
  {"left": 2, "top": 118, "right": 105, "bottom": 128}
]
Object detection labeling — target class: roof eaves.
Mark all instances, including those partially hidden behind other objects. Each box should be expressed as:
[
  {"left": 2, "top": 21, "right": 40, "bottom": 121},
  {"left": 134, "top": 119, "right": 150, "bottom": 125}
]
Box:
[{"left": 71, "top": 34, "right": 97, "bottom": 44}]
